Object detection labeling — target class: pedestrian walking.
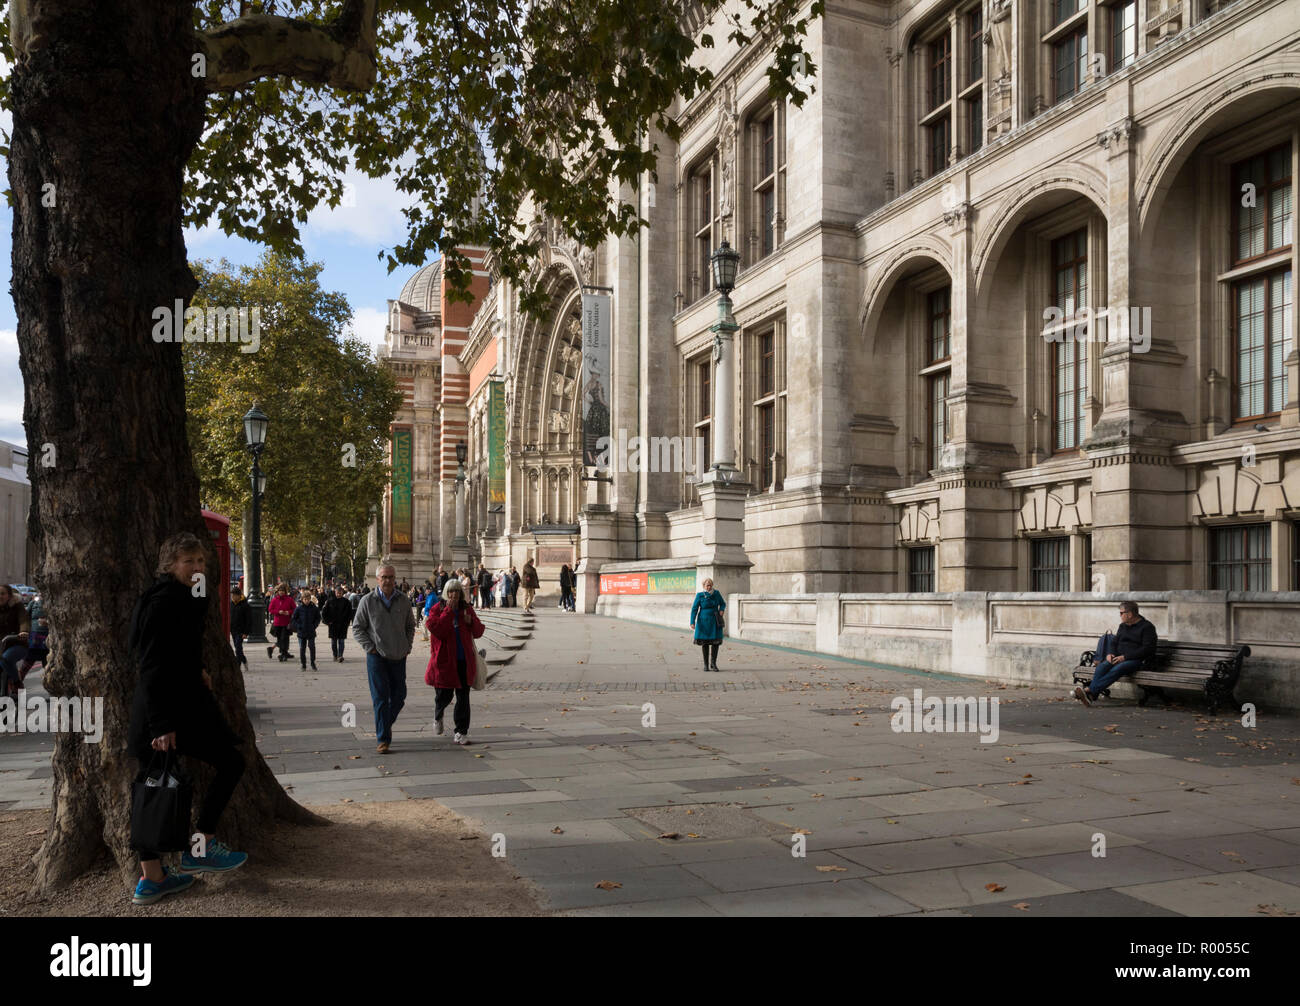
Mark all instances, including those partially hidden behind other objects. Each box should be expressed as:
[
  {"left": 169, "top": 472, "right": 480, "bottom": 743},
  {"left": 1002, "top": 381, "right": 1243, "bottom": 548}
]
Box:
[
  {"left": 559, "top": 563, "right": 576, "bottom": 612},
  {"left": 690, "top": 577, "right": 727, "bottom": 672},
  {"left": 352, "top": 564, "right": 415, "bottom": 754},
  {"left": 128, "top": 532, "right": 248, "bottom": 906},
  {"left": 424, "top": 578, "right": 484, "bottom": 746},
  {"left": 266, "top": 583, "right": 295, "bottom": 663},
  {"left": 320, "top": 586, "right": 352, "bottom": 662},
  {"left": 521, "top": 560, "right": 539, "bottom": 612},
  {"left": 508, "top": 565, "right": 520, "bottom": 608},
  {"left": 290, "top": 591, "right": 321, "bottom": 671},
  {"left": 230, "top": 588, "right": 251, "bottom": 670},
  {"left": 494, "top": 568, "right": 508, "bottom": 607}
]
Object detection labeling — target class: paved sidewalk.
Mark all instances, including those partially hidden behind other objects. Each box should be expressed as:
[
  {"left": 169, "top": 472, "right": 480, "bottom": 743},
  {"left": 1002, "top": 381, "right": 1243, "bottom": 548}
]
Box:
[{"left": 3, "top": 603, "right": 1299, "bottom": 916}]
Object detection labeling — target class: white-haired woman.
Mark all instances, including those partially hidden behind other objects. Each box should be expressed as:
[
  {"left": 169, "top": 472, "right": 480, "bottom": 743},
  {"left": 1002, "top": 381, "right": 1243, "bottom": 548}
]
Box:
[
  {"left": 424, "top": 577, "right": 485, "bottom": 745},
  {"left": 689, "top": 577, "right": 726, "bottom": 672}
]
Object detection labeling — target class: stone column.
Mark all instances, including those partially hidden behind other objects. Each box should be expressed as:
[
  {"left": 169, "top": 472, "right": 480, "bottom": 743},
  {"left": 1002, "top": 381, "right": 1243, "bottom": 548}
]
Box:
[
  {"left": 697, "top": 289, "right": 751, "bottom": 597},
  {"left": 1087, "top": 112, "right": 1184, "bottom": 590},
  {"left": 452, "top": 473, "right": 470, "bottom": 568},
  {"left": 937, "top": 185, "right": 1018, "bottom": 590}
]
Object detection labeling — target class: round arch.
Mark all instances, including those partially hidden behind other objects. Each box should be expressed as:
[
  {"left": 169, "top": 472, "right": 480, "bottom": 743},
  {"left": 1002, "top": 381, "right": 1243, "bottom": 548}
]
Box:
[
  {"left": 859, "top": 236, "right": 954, "bottom": 348},
  {"left": 971, "top": 163, "right": 1109, "bottom": 304},
  {"left": 1136, "top": 59, "right": 1300, "bottom": 246}
]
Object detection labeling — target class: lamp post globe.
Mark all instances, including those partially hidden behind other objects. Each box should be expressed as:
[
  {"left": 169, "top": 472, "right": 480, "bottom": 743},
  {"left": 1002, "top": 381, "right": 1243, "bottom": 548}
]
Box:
[{"left": 710, "top": 240, "right": 741, "bottom": 295}]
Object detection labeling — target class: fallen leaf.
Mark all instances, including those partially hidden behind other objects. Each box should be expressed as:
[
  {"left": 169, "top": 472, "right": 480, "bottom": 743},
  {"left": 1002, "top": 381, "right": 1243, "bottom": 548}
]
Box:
[
  {"left": 25, "top": 828, "right": 45, "bottom": 836},
  {"left": 686, "top": 833, "right": 700, "bottom": 838},
  {"left": 984, "top": 883, "right": 1006, "bottom": 892},
  {"left": 1104, "top": 724, "right": 1119, "bottom": 733},
  {"left": 811, "top": 793, "right": 825, "bottom": 798},
  {"left": 1012, "top": 902, "right": 1031, "bottom": 911},
  {"left": 1004, "top": 757, "right": 1015, "bottom": 763},
  {"left": 659, "top": 832, "right": 680, "bottom": 840},
  {"left": 340, "top": 798, "right": 353, "bottom": 804},
  {"left": 684, "top": 809, "right": 694, "bottom": 815},
  {"left": 793, "top": 828, "right": 813, "bottom": 835},
  {"left": 848, "top": 776, "right": 862, "bottom": 782},
  {"left": 1255, "top": 903, "right": 1297, "bottom": 916},
  {"left": 348, "top": 755, "right": 362, "bottom": 760},
  {"left": 1022, "top": 774, "right": 1033, "bottom": 779},
  {"left": 815, "top": 865, "right": 847, "bottom": 873},
  {"left": 593, "top": 880, "right": 622, "bottom": 890},
  {"left": 550, "top": 826, "right": 564, "bottom": 834}
]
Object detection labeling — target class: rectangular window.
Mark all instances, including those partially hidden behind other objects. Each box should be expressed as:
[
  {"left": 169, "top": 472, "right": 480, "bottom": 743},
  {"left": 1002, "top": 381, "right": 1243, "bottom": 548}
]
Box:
[
  {"left": 1053, "top": 0, "right": 1083, "bottom": 25},
  {"left": 758, "top": 402, "right": 775, "bottom": 488},
  {"left": 967, "top": 94, "right": 983, "bottom": 155},
  {"left": 1052, "top": 230, "right": 1089, "bottom": 450},
  {"left": 928, "top": 115, "right": 951, "bottom": 178},
  {"left": 1053, "top": 29, "right": 1088, "bottom": 103},
  {"left": 928, "top": 370, "right": 951, "bottom": 470},
  {"left": 1031, "top": 537, "right": 1071, "bottom": 592},
  {"left": 698, "top": 359, "right": 711, "bottom": 420},
  {"left": 929, "top": 33, "right": 952, "bottom": 111},
  {"left": 967, "top": 7, "right": 983, "bottom": 85},
  {"left": 759, "top": 329, "right": 775, "bottom": 396},
  {"left": 694, "top": 162, "right": 716, "bottom": 299},
  {"left": 929, "top": 287, "right": 951, "bottom": 362},
  {"left": 753, "top": 113, "right": 778, "bottom": 260},
  {"left": 1110, "top": 0, "right": 1137, "bottom": 71},
  {"left": 1233, "top": 268, "right": 1293, "bottom": 419},
  {"left": 1210, "top": 524, "right": 1271, "bottom": 591},
  {"left": 1083, "top": 533, "right": 1094, "bottom": 590},
  {"left": 908, "top": 546, "right": 936, "bottom": 592},
  {"left": 1233, "top": 145, "right": 1293, "bottom": 265}
]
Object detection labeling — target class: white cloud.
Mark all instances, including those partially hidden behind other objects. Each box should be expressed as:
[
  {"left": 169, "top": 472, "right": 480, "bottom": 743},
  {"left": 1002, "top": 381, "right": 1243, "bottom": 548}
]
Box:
[
  {"left": 348, "top": 306, "right": 390, "bottom": 358},
  {"left": 305, "top": 169, "right": 411, "bottom": 246},
  {"left": 0, "top": 328, "right": 27, "bottom": 449}
]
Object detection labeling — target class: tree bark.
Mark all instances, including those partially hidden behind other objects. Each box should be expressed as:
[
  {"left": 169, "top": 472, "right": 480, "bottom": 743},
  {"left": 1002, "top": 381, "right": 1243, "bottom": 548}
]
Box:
[{"left": 11, "top": 0, "right": 321, "bottom": 896}]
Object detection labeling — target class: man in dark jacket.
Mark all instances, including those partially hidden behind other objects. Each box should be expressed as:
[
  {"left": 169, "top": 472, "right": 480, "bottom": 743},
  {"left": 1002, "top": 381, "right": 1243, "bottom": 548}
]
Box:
[
  {"left": 476, "top": 564, "right": 493, "bottom": 608},
  {"left": 128, "top": 532, "right": 248, "bottom": 905},
  {"left": 1074, "top": 600, "right": 1158, "bottom": 706},
  {"left": 321, "top": 586, "right": 353, "bottom": 663}
]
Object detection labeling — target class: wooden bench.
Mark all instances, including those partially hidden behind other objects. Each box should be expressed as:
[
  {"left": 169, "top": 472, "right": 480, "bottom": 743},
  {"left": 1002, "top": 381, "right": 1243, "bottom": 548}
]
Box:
[{"left": 1072, "top": 642, "right": 1251, "bottom": 714}]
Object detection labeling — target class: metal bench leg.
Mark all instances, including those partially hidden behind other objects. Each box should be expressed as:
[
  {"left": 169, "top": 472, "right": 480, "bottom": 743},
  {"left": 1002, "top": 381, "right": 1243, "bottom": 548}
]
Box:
[{"left": 1137, "top": 686, "right": 1151, "bottom": 707}]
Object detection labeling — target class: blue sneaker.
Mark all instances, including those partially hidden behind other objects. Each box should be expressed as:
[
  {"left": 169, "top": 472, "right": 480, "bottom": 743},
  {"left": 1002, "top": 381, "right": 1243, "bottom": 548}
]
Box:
[
  {"left": 179, "top": 839, "right": 249, "bottom": 874},
  {"left": 132, "top": 867, "right": 195, "bottom": 905}
]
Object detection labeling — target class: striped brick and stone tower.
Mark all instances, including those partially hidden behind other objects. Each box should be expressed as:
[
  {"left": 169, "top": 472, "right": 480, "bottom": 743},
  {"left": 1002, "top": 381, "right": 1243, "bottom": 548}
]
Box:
[{"left": 437, "top": 247, "right": 490, "bottom": 566}]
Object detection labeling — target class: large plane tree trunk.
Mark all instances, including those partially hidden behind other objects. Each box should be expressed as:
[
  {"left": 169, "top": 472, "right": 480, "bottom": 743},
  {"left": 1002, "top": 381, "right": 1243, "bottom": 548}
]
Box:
[{"left": 10, "top": 0, "right": 320, "bottom": 896}]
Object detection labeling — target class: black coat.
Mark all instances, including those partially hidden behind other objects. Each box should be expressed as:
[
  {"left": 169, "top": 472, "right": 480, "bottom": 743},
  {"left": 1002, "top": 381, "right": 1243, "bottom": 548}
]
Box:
[
  {"left": 320, "top": 595, "right": 353, "bottom": 638},
  {"left": 230, "top": 598, "right": 253, "bottom": 636},
  {"left": 128, "top": 576, "right": 235, "bottom": 756},
  {"left": 290, "top": 602, "right": 321, "bottom": 638},
  {"left": 1114, "top": 616, "right": 1158, "bottom": 663}
]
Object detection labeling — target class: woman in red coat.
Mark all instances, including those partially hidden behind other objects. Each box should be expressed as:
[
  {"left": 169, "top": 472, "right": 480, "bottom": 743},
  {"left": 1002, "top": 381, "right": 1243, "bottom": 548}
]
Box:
[{"left": 424, "top": 579, "right": 484, "bottom": 745}]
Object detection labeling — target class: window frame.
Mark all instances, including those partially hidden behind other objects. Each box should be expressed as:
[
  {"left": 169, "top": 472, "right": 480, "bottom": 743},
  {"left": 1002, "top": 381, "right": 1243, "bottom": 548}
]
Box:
[
  {"left": 1030, "top": 535, "right": 1071, "bottom": 591},
  {"left": 747, "top": 319, "right": 786, "bottom": 493},
  {"left": 908, "top": 546, "right": 937, "bottom": 592},
  {"left": 1208, "top": 523, "right": 1272, "bottom": 591},
  {"left": 1050, "top": 228, "right": 1090, "bottom": 453}
]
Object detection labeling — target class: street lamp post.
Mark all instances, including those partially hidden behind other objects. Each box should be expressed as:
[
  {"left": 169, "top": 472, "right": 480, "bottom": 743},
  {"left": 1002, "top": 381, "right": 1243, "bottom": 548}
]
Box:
[
  {"left": 243, "top": 404, "right": 269, "bottom": 643},
  {"left": 453, "top": 439, "right": 469, "bottom": 566},
  {"left": 708, "top": 240, "right": 741, "bottom": 477}
]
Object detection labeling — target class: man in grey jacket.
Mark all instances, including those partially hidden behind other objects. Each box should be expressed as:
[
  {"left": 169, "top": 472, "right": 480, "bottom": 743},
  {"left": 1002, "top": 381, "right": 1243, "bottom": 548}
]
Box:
[{"left": 352, "top": 564, "right": 415, "bottom": 752}]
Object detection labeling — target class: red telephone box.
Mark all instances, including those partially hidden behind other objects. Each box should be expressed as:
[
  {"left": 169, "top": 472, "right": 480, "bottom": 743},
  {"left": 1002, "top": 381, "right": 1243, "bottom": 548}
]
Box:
[{"left": 202, "top": 509, "right": 231, "bottom": 636}]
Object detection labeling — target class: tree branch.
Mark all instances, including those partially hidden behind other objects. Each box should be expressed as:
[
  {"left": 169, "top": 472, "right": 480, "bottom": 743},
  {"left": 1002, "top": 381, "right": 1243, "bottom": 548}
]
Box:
[{"left": 198, "top": 0, "right": 379, "bottom": 92}]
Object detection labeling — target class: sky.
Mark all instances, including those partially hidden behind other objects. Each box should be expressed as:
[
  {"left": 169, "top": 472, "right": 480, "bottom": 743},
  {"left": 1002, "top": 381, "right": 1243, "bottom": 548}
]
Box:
[{"left": 0, "top": 155, "right": 428, "bottom": 451}]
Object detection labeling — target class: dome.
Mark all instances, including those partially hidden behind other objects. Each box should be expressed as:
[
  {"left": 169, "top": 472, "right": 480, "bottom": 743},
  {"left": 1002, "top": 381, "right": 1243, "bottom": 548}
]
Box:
[{"left": 398, "top": 260, "right": 442, "bottom": 314}]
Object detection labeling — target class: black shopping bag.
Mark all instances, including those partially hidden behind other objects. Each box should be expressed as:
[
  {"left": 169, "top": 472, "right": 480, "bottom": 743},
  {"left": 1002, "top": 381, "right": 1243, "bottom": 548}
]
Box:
[{"left": 130, "top": 751, "right": 193, "bottom": 853}]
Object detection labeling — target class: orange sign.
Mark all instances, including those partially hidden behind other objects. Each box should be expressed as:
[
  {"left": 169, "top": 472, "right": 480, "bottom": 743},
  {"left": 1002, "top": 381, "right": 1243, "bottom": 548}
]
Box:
[{"left": 599, "top": 572, "right": 648, "bottom": 595}]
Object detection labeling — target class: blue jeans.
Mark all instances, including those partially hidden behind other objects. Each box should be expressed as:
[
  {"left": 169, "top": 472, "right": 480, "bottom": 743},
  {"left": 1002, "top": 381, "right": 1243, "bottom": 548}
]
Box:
[
  {"left": 366, "top": 652, "right": 407, "bottom": 743},
  {"left": 1088, "top": 633, "right": 1143, "bottom": 697},
  {"left": 331, "top": 636, "right": 346, "bottom": 659}
]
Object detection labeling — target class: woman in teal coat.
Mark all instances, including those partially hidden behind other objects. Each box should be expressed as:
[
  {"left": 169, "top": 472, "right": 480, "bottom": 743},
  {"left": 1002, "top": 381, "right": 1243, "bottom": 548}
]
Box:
[{"left": 690, "top": 578, "right": 726, "bottom": 672}]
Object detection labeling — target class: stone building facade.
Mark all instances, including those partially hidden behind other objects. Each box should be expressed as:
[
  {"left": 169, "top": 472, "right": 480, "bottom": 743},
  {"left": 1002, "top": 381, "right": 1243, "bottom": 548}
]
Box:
[{"left": 377, "top": 0, "right": 1300, "bottom": 611}]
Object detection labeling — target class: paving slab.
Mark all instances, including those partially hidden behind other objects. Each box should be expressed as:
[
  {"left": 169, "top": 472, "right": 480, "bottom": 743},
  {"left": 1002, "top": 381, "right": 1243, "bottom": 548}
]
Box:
[
  {"left": 681, "top": 851, "right": 874, "bottom": 892},
  {"left": 1011, "top": 845, "right": 1215, "bottom": 891},
  {"left": 867, "top": 861, "right": 1077, "bottom": 911},
  {"left": 1142, "top": 832, "right": 1300, "bottom": 873},
  {"left": 962, "top": 889, "right": 1182, "bottom": 917},
  {"left": 833, "top": 836, "right": 1015, "bottom": 874},
  {"left": 1117, "top": 871, "right": 1300, "bottom": 916},
  {"left": 700, "top": 879, "right": 918, "bottom": 917}
]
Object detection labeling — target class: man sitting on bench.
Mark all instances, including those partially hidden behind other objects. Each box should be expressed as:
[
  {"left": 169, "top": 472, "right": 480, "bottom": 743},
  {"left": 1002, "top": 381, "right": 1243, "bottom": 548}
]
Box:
[{"left": 1073, "top": 600, "right": 1158, "bottom": 706}]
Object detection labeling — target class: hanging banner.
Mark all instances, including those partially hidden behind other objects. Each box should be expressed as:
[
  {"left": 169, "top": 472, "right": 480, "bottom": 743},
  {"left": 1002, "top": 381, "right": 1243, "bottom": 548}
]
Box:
[
  {"left": 489, "top": 380, "right": 506, "bottom": 504},
  {"left": 581, "top": 292, "right": 611, "bottom": 468},
  {"left": 390, "top": 425, "right": 413, "bottom": 552}
]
